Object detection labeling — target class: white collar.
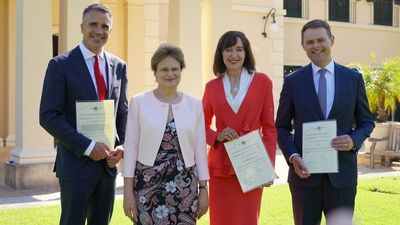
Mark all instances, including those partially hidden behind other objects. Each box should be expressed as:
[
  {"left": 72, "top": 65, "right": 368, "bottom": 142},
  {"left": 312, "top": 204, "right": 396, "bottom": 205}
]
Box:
[
  {"left": 311, "top": 60, "right": 335, "bottom": 76},
  {"left": 79, "top": 42, "right": 105, "bottom": 61},
  {"left": 222, "top": 68, "right": 254, "bottom": 80}
]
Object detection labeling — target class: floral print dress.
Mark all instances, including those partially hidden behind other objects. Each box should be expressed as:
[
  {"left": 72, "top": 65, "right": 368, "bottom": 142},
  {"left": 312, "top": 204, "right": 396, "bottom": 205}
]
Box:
[{"left": 133, "top": 119, "right": 199, "bottom": 225}]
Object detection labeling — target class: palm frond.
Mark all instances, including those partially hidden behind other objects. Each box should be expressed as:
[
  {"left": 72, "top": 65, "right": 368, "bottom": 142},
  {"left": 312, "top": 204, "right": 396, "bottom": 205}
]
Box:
[{"left": 348, "top": 54, "right": 400, "bottom": 120}]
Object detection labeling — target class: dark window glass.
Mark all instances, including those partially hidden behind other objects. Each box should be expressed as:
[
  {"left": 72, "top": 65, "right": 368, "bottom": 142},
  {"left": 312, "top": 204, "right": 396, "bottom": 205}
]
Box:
[
  {"left": 374, "top": 0, "right": 393, "bottom": 26},
  {"left": 329, "top": 0, "right": 349, "bottom": 22},
  {"left": 284, "top": 65, "right": 302, "bottom": 77},
  {"left": 52, "top": 35, "right": 58, "bottom": 57},
  {"left": 284, "top": 0, "right": 302, "bottom": 18}
]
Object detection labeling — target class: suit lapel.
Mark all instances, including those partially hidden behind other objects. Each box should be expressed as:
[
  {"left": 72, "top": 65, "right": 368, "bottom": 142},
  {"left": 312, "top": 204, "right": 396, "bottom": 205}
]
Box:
[
  {"left": 70, "top": 47, "right": 98, "bottom": 99},
  {"left": 328, "top": 63, "right": 344, "bottom": 119},
  {"left": 236, "top": 73, "right": 257, "bottom": 114},
  {"left": 104, "top": 52, "right": 115, "bottom": 99},
  {"left": 303, "top": 64, "right": 325, "bottom": 119}
]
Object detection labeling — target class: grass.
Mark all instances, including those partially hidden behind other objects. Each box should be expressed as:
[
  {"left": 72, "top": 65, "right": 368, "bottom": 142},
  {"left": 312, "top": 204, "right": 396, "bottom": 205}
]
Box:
[{"left": 0, "top": 176, "right": 399, "bottom": 225}]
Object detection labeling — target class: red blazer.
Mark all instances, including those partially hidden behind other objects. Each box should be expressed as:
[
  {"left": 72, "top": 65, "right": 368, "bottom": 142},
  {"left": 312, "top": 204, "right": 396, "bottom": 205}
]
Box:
[{"left": 202, "top": 72, "right": 277, "bottom": 177}]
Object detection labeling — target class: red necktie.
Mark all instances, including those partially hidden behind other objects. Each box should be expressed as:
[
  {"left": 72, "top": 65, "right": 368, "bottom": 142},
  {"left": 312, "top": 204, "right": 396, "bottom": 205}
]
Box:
[{"left": 94, "top": 55, "right": 106, "bottom": 100}]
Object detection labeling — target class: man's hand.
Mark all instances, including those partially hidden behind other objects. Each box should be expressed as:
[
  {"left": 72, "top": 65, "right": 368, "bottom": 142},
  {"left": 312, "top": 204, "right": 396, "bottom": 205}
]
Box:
[
  {"left": 292, "top": 155, "right": 310, "bottom": 179},
  {"left": 331, "top": 135, "right": 355, "bottom": 151},
  {"left": 106, "top": 146, "right": 124, "bottom": 168},
  {"left": 89, "top": 142, "right": 111, "bottom": 161}
]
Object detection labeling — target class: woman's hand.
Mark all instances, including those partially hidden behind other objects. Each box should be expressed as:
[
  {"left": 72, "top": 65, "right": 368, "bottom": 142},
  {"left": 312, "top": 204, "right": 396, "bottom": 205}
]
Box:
[
  {"left": 123, "top": 192, "right": 139, "bottom": 223},
  {"left": 197, "top": 189, "right": 209, "bottom": 219},
  {"left": 262, "top": 180, "right": 274, "bottom": 188},
  {"left": 106, "top": 147, "right": 124, "bottom": 168},
  {"left": 216, "top": 127, "right": 239, "bottom": 142}
]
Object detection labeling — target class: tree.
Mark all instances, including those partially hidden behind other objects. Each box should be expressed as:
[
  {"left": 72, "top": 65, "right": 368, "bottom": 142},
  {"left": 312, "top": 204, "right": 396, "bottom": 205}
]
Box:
[{"left": 349, "top": 53, "right": 400, "bottom": 122}]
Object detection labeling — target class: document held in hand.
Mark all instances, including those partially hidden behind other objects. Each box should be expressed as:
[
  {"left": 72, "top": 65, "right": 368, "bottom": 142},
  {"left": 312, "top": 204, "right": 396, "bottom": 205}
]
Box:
[
  {"left": 224, "top": 130, "right": 277, "bottom": 193},
  {"left": 302, "top": 120, "right": 338, "bottom": 173},
  {"left": 76, "top": 100, "right": 115, "bottom": 149}
]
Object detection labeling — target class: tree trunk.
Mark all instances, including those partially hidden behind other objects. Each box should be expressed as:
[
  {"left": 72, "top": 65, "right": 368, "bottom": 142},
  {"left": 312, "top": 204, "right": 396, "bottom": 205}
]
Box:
[{"left": 376, "top": 95, "right": 387, "bottom": 122}]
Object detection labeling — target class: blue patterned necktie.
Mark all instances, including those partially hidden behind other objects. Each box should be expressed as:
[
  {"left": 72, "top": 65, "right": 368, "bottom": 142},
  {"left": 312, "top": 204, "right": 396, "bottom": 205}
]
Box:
[{"left": 318, "top": 68, "right": 327, "bottom": 118}]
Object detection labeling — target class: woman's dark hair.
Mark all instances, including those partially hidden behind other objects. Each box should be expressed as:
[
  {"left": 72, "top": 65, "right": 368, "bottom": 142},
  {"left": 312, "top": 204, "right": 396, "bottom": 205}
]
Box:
[{"left": 213, "top": 31, "right": 255, "bottom": 76}]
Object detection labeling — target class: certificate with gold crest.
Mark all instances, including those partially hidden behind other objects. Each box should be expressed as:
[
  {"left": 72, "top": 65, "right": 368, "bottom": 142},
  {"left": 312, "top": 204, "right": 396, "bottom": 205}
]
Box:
[
  {"left": 224, "top": 130, "right": 278, "bottom": 193},
  {"left": 302, "top": 120, "right": 338, "bottom": 173},
  {"left": 76, "top": 100, "right": 115, "bottom": 148}
]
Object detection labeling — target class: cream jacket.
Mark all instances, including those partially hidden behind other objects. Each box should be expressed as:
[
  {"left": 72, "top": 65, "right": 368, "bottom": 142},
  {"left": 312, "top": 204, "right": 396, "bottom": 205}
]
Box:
[{"left": 123, "top": 91, "right": 209, "bottom": 180}]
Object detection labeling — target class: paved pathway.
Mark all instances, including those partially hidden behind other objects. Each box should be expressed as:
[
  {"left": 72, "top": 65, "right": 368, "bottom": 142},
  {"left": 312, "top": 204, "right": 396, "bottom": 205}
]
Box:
[{"left": 1, "top": 152, "right": 399, "bottom": 209}]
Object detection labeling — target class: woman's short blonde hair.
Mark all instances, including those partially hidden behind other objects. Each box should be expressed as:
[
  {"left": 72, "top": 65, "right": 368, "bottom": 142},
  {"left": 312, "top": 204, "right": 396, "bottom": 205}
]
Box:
[{"left": 151, "top": 43, "right": 186, "bottom": 72}]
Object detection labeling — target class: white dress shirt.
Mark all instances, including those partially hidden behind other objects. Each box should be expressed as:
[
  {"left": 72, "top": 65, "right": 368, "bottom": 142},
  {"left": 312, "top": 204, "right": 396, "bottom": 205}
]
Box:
[
  {"left": 79, "top": 42, "right": 107, "bottom": 95},
  {"left": 289, "top": 60, "right": 336, "bottom": 163},
  {"left": 79, "top": 42, "right": 108, "bottom": 156},
  {"left": 312, "top": 60, "right": 335, "bottom": 119}
]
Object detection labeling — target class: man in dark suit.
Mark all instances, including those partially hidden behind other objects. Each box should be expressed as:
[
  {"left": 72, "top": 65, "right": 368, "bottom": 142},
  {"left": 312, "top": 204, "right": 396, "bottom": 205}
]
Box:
[
  {"left": 39, "top": 3, "right": 127, "bottom": 225},
  {"left": 275, "top": 19, "right": 374, "bottom": 225}
]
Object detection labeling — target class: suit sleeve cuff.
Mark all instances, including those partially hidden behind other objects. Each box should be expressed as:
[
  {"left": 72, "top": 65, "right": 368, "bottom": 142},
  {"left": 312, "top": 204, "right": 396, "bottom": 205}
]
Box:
[
  {"left": 83, "top": 141, "right": 96, "bottom": 156},
  {"left": 289, "top": 153, "right": 301, "bottom": 164}
]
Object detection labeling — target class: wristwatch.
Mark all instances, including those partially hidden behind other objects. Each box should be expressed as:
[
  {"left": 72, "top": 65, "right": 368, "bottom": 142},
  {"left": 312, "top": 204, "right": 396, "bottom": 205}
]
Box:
[{"left": 199, "top": 185, "right": 208, "bottom": 190}]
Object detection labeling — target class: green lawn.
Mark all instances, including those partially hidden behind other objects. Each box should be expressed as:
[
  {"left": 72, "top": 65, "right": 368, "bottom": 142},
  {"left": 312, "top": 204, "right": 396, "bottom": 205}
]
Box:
[{"left": 1, "top": 176, "right": 399, "bottom": 225}]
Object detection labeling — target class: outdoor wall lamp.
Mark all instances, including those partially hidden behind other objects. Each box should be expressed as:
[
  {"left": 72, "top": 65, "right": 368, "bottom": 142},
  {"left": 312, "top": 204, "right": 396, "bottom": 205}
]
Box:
[{"left": 262, "top": 8, "right": 279, "bottom": 38}]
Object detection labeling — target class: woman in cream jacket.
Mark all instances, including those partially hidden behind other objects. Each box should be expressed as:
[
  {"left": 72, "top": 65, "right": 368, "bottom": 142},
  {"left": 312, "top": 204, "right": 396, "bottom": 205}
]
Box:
[{"left": 123, "top": 44, "right": 209, "bottom": 225}]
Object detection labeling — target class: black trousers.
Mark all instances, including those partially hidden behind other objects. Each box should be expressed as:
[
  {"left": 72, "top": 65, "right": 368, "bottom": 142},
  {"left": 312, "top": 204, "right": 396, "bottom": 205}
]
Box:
[
  {"left": 59, "top": 170, "right": 115, "bottom": 225},
  {"left": 289, "top": 175, "right": 356, "bottom": 225}
]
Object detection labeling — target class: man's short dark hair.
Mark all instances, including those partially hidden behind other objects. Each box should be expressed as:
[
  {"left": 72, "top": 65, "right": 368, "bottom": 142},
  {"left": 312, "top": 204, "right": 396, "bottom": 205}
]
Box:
[
  {"left": 82, "top": 3, "right": 112, "bottom": 20},
  {"left": 301, "top": 19, "right": 332, "bottom": 41}
]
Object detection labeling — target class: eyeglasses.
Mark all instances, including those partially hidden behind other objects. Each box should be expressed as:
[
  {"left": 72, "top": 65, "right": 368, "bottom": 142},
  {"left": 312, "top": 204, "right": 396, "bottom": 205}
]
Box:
[{"left": 157, "top": 67, "right": 181, "bottom": 75}]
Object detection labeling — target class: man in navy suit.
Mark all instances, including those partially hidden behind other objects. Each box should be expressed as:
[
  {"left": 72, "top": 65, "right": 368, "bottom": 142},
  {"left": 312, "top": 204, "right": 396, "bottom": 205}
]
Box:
[
  {"left": 276, "top": 19, "right": 374, "bottom": 225},
  {"left": 39, "top": 3, "right": 127, "bottom": 225}
]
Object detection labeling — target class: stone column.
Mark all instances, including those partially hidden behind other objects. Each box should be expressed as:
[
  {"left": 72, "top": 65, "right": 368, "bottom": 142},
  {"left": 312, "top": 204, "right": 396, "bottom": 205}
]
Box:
[
  {"left": 103, "top": 0, "right": 127, "bottom": 60},
  {"left": 201, "top": 0, "right": 233, "bottom": 83},
  {"left": 58, "top": 0, "right": 95, "bottom": 53},
  {"left": 143, "top": 0, "right": 160, "bottom": 91},
  {"left": 0, "top": 0, "right": 10, "bottom": 188},
  {"left": 5, "top": 0, "right": 56, "bottom": 189},
  {"left": 0, "top": 0, "right": 8, "bottom": 146},
  {"left": 168, "top": 0, "right": 203, "bottom": 98},
  {"left": 125, "top": 0, "right": 146, "bottom": 97},
  {"left": 6, "top": 0, "right": 16, "bottom": 148}
]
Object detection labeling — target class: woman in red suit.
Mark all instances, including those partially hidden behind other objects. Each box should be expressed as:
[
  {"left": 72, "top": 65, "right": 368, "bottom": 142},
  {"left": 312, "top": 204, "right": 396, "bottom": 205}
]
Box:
[{"left": 202, "top": 31, "right": 277, "bottom": 225}]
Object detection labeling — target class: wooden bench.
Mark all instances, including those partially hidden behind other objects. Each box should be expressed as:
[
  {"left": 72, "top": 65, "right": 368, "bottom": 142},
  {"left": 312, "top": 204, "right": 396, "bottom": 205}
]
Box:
[{"left": 369, "top": 123, "right": 400, "bottom": 168}]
